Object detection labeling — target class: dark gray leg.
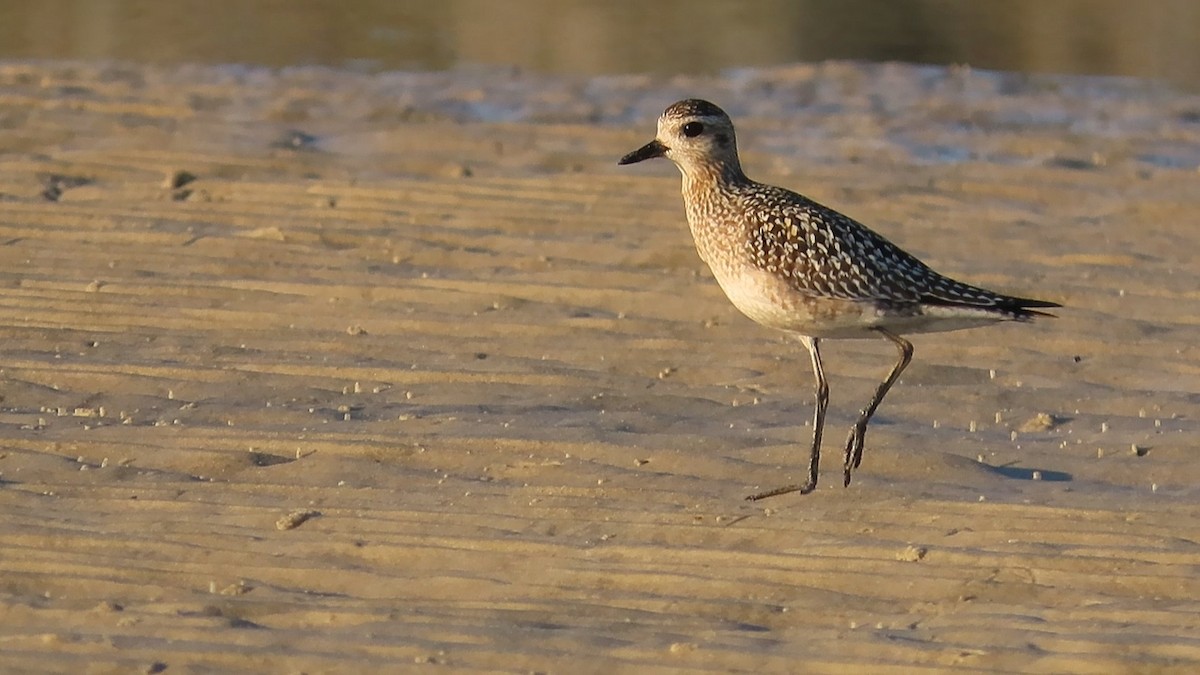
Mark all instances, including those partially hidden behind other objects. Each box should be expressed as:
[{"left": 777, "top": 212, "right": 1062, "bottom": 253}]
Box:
[
  {"left": 843, "top": 328, "right": 913, "bottom": 486},
  {"left": 747, "top": 336, "right": 828, "bottom": 501}
]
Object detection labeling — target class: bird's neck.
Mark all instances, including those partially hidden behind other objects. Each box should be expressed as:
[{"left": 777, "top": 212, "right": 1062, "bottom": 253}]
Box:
[
  {"left": 680, "top": 159, "right": 749, "bottom": 197},
  {"left": 679, "top": 162, "right": 754, "bottom": 265}
]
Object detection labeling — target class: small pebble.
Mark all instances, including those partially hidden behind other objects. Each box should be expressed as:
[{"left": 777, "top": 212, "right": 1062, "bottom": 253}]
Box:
[{"left": 276, "top": 509, "right": 320, "bottom": 530}]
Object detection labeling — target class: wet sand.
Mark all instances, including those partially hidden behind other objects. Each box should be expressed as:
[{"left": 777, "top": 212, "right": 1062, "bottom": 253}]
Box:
[{"left": 0, "top": 61, "right": 1198, "bottom": 672}]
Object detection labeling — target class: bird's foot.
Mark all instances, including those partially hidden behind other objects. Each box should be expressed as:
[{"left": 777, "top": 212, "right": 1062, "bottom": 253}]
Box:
[{"left": 745, "top": 479, "right": 816, "bottom": 501}]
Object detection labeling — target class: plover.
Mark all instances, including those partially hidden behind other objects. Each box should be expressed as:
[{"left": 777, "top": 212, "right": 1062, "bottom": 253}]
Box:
[{"left": 619, "top": 99, "right": 1059, "bottom": 499}]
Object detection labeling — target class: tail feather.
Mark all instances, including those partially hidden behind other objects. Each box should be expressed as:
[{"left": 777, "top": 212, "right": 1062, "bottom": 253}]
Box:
[
  {"left": 921, "top": 286, "right": 1061, "bottom": 319},
  {"left": 995, "top": 296, "right": 1061, "bottom": 319}
]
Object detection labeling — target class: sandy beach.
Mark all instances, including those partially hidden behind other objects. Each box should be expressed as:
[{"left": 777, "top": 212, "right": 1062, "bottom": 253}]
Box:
[{"left": 0, "top": 60, "right": 1198, "bottom": 673}]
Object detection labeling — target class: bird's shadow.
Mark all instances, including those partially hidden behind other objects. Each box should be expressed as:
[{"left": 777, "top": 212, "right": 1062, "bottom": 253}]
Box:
[{"left": 984, "top": 462, "right": 1072, "bottom": 482}]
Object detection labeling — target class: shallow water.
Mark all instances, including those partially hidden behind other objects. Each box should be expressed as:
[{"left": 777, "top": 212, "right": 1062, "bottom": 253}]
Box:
[{"left": 2, "top": 0, "right": 1199, "bottom": 90}]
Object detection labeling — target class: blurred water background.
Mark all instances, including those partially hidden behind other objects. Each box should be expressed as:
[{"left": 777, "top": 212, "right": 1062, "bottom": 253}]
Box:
[{"left": 1, "top": 0, "right": 1197, "bottom": 90}]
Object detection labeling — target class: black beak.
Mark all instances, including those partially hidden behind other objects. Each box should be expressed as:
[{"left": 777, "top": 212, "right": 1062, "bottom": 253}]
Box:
[{"left": 618, "top": 139, "right": 667, "bottom": 165}]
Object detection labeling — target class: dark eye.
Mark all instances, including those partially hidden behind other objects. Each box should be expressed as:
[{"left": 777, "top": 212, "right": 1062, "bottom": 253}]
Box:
[{"left": 682, "top": 121, "right": 704, "bottom": 137}]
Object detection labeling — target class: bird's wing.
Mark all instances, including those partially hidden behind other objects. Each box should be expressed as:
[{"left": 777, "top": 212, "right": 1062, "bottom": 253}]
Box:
[{"left": 742, "top": 185, "right": 1041, "bottom": 309}]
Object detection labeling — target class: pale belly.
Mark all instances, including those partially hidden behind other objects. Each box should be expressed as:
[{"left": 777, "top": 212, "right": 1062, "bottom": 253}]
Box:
[{"left": 707, "top": 262, "right": 1003, "bottom": 338}]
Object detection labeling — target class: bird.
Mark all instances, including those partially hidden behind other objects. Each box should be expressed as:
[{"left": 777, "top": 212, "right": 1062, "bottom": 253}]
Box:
[{"left": 618, "top": 99, "right": 1060, "bottom": 499}]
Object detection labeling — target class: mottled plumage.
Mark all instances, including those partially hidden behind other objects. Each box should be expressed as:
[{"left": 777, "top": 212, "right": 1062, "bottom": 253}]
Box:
[{"left": 619, "top": 98, "right": 1060, "bottom": 498}]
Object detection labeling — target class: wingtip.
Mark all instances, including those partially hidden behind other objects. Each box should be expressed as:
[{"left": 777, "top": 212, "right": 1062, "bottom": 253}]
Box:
[{"left": 1013, "top": 298, "right": 1062, "bottom": 319}]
